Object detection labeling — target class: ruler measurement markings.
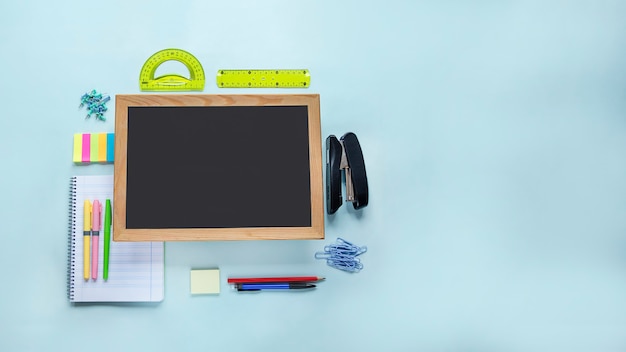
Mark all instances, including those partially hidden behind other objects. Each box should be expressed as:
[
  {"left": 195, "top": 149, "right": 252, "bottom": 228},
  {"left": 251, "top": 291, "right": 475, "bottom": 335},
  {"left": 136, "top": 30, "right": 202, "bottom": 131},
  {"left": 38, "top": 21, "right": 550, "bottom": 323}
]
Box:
[{"left": 139, "top": 49, "right": 205, "bottom": 91}]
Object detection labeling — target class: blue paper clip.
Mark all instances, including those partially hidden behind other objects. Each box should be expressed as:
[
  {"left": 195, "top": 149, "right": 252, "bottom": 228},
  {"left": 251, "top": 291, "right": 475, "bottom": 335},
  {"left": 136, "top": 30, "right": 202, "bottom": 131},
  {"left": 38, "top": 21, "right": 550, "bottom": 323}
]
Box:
[
  {"left": 315, "top": 237, "right": 367, "bottom": 273},
  {"left": 327, "top": 258, "right": 363, "bottom": 273}
]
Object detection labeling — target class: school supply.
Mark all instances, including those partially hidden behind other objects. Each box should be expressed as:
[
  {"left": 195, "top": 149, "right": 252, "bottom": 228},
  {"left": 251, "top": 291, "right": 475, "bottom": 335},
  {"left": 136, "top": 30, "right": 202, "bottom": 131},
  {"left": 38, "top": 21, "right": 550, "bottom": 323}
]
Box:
[
  {"left": 190, "top": 269, "right": 220, "bottom": 295},
  {"left": 139, "top": 48, "right": 205, "bottom": 91},
  {"left": 103, "top": 199, "right": 111, "bottom": 280},
  {"left": 235, "top": 283, "right": 315, "bottom": 291},
  {"left": 73, "top": 133, "right": 114, "bottom": 163},
  {"left": 315, "top": 238, "right": 367, "bottom": 273},
  {"left": 83, "top": 200, "right": 91, "bottom": 280},
  {"left": 68, "top": 175, "right": 164, "bottom": 302},
  {"left": 91, "top": 200, "right": 101, "bottom": 280},
  {"left": 79, "top": 90, "right": 110, "bottom": 121},
  {"left": 114, "top": 94, "right": 324, "bottom": 241},
  {"left": 227, "top": 276, "right": 324, "bottom": 284},
  {"left": 326, "top": 132, "right": 369, "bottom": 214},
  {"left": 216, "top": 69, "right": 310, "bottom": 88}
]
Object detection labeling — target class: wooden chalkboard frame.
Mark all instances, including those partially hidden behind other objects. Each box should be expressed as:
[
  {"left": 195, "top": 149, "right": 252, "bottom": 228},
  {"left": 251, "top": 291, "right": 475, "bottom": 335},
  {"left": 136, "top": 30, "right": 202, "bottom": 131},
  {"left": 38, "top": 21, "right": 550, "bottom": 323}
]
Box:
[{"left": 113, "top": 94, "right": 324, "bottom": 241}]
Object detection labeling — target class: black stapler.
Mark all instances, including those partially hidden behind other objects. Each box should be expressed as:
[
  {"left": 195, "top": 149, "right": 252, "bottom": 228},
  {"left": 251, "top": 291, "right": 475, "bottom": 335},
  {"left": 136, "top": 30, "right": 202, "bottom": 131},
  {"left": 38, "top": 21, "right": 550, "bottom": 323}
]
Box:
[{"left": 326, "top": 132, "right": 369, "bottom": 214}]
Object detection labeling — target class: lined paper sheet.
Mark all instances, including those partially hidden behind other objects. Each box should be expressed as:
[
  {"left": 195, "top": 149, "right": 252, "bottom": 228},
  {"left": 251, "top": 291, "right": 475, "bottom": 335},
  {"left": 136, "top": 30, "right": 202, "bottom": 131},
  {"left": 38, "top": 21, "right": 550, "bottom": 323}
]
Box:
[{"left": 69, "top": 175, "right": 164, "bottom": 302}]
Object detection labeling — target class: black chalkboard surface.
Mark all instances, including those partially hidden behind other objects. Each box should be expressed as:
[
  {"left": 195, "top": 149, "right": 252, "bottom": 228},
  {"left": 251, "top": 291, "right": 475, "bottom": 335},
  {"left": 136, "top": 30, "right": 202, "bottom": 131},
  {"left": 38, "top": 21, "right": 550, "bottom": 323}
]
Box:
[{"left": 114, "top": 95, "right": 324, "bottom": 241}]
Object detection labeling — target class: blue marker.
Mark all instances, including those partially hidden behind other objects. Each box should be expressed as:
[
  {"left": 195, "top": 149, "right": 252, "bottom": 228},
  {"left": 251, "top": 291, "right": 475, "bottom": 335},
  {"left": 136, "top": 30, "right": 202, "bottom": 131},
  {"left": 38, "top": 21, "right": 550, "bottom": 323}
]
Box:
[{"left": 237, "top": 283, "right": 316, "bottom": 291}]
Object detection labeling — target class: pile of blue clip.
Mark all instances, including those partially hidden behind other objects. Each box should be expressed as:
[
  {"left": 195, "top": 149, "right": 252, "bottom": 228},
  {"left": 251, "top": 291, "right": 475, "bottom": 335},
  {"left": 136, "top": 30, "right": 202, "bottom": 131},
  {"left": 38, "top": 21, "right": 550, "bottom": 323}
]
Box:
[
  {"left": 79, "top": 90, "right": 110, "bottom": 121},
  {"left": 315, "top": 237, "right": 367, "bottom": 273}
]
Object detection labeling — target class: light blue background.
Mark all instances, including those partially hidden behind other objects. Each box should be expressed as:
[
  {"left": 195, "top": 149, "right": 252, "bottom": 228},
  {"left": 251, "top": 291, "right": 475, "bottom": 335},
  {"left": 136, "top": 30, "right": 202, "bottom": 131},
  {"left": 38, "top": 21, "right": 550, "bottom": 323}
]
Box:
[{"left": 1, "top": 0, "right": 626, "bottom": 351}]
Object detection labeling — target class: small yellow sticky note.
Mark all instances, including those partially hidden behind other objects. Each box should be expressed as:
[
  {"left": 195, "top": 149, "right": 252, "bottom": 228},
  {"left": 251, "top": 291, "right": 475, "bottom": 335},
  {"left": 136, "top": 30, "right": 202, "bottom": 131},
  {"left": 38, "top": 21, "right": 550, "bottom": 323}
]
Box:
[
  {"left": 190, "top": 269, "right": 220, "bottom": 295},
  {"left": 73, "top": 134, "right": 82, "bottom": 163}
]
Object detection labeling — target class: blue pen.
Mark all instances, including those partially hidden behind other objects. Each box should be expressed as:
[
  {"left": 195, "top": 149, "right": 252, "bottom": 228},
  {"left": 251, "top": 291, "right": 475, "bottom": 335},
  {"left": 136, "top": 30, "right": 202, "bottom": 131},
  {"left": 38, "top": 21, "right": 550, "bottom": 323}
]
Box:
[{"left": 237, "top": 283, "right": 316, "bottom": 291}]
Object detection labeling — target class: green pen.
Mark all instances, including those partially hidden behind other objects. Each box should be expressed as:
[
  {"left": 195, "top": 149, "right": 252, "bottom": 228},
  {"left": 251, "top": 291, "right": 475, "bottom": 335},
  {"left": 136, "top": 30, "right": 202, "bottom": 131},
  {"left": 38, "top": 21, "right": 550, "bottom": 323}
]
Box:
[{"left": 103, "top": 199, "right": 112, "bottom": 280}]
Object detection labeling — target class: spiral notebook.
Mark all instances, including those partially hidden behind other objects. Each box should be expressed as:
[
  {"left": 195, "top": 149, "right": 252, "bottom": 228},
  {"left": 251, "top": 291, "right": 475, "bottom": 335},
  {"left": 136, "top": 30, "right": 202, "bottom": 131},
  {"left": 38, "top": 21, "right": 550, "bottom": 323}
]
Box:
[{"left": 68, "top": 175, "right": 164, "bottom": 302}]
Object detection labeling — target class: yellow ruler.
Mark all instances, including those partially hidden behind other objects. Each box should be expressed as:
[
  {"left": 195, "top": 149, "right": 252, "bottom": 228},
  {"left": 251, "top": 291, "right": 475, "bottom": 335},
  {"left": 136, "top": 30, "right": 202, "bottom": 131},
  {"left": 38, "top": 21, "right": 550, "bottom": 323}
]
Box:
[
  {"left": 139, "top": 49, "right": 205, "bottom": 91},
  {"left": 216, "top": 69, "right": 310, "bottom": 88}
]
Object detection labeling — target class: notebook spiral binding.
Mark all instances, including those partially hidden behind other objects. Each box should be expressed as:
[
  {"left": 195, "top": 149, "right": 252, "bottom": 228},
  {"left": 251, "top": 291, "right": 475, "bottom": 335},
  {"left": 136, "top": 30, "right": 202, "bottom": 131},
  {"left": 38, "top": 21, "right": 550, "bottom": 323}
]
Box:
[{"left": 67, "top": 177, "right": 77, "bottom": 300}]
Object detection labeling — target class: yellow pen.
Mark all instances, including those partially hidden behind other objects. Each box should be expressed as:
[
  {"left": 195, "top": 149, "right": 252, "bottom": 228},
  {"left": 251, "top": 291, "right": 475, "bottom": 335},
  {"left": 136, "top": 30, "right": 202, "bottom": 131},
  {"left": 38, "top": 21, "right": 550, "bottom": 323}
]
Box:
[{"left": 83, "top": 200, "right": 92, "bottom": 280}]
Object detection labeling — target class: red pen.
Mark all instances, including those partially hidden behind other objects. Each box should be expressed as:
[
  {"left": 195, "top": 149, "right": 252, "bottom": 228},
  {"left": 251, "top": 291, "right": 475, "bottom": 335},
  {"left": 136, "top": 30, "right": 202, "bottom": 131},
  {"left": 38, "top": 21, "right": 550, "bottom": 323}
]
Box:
[
  {"left": 227, "top": 276, "right": 325, "bottom": 284},
  {"left": 91, "top": 200, "right": 102, "bottom": 280}
]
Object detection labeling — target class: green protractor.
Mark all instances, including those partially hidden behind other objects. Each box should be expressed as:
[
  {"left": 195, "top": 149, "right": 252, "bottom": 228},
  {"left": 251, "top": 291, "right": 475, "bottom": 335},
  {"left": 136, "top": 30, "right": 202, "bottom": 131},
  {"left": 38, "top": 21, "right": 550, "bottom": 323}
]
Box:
[
  {"left": 216, "top": 69, "right": 310, "bottom": 88},
  {"left": 139, "top": 49, "right": 205, "bottom": 91}
]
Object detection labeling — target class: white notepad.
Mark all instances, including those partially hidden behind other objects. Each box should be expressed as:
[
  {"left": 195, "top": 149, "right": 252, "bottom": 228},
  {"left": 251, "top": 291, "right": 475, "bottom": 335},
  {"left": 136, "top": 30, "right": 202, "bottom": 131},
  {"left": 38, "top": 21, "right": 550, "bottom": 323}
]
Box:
[{"left": 68, "top": 175, "right": 164, "bottom": 302}]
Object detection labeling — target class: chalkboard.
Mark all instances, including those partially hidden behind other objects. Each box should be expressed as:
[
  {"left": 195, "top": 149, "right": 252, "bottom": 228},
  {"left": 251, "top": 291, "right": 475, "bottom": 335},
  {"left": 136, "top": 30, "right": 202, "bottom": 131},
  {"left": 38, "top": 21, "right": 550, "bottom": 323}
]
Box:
[{"left": 113, "top": 95, "right": 324, "bottom": 241}]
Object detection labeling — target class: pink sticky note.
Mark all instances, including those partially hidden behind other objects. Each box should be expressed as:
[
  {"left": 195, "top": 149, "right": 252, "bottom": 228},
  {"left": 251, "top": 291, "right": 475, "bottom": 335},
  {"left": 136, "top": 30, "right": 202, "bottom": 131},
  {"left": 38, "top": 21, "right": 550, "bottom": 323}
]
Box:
[{"left": 82, "top": 134, "right": 91, "bottom": 163}]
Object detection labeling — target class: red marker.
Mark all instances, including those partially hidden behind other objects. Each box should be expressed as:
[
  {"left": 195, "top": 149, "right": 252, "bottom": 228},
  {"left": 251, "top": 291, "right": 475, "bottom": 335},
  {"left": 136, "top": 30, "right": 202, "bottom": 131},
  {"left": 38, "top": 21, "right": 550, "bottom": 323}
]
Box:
[{"left": 227, "top": 276, "right": 325, "bottom": 284}]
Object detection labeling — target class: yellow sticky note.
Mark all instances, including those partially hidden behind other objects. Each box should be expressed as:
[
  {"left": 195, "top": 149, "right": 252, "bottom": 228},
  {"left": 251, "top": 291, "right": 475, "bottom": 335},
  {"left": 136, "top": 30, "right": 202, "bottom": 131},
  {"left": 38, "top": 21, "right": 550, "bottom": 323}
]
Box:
[
  {"left": 73, "top": 134, "right": 82, "bottom": 163},
  {"left": 190, "top": 269, "right": 220, "bottom": 295}
]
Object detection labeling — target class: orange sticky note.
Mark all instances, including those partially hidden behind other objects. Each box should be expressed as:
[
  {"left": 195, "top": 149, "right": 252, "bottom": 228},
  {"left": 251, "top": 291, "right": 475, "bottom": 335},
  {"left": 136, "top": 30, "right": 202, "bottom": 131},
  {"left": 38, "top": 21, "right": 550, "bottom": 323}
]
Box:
[{"left": 98, "top": 133, "right": 107, "bottom": 162}]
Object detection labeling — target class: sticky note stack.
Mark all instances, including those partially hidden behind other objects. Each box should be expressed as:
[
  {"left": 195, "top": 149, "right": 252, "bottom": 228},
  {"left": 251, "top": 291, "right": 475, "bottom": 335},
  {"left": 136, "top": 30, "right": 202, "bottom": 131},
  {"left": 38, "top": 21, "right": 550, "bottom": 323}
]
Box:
[
  {"left": 190, "top": 269, "right": 220, "bottom": 295},
  {"left": 73, "top": 133, "right": 114, "bottom": 164}
]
